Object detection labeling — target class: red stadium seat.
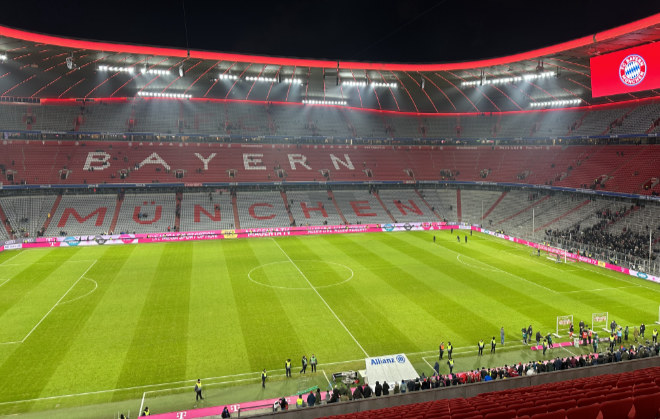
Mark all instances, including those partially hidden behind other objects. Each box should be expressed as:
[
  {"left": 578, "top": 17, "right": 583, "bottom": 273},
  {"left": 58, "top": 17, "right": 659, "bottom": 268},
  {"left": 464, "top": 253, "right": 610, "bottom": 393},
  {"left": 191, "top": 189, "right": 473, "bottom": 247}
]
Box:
[
  {"left": 628, "top": 393, "right": 660, "bottom": 419},
  {"left": 483, "top": 411, "right": 516, "bottom": 419},
  {"left": 566, "top": 404, "right": 601, "bottom": 419},
  {"left": 599, "top": 398, "right": 634, "bottom": 419},
  {"left": 530, "top": 409, "right": 566, "bottom": 419}
]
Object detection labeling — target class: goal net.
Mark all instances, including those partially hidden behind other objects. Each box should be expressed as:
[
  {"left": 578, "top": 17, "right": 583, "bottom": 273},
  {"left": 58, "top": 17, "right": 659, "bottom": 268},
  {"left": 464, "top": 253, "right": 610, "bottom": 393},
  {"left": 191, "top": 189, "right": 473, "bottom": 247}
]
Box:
[
  {"left": 555, "top": 315, "right": 573, "bottom": 338},
  {"left": 592, "top": 312, "right": 609, "bottom": 333}
]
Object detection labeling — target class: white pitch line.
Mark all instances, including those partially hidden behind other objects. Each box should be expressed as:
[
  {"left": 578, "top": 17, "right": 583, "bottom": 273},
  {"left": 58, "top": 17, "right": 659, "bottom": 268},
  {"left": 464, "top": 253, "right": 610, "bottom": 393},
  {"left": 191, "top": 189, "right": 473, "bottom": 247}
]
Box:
[
  {"left": 561, "top": 346, "right": 578, "bottom": 357},
  {"left": 571, "top": 262, "right": 660, "bottom": 295},
  {"left": 272, "top": 238, "right": 370, "bottom": 358},
  {"left": 20, "top": 260, "right": 97, "bottom": 343},
  {"left": 442, "top": 244, "right": 558, "bottom": 294},
  {"left": 138, "top": 392, "right": 146, "bottom": 417},
  {"left": 0, "top": 251, "right": 22, "bottom": 265},
  {"left": 144, "top": 373, "right": 289, "bottom": 396},
  {"left": 559, "top": 285, "right": 641, "bottom": 294},
  {"left": 322, "top": 370, "right": 332, "bottom": 389},
  {"left": 422, "top": 357, "right": 435, "bottom": 371},
  {"left": 58, "top": 277, "right": 98, "bottom": 305},
  {"left": 406, "top": 342, "right": 526, "bottom": 357}
]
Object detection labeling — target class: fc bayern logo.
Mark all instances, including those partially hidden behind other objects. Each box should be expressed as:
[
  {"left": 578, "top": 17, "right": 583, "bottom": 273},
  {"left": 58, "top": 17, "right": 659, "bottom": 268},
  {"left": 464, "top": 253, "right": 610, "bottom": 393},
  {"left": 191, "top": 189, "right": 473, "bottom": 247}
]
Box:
[{"left": 619, "top": 55, "right": 647, "bottom": 86}]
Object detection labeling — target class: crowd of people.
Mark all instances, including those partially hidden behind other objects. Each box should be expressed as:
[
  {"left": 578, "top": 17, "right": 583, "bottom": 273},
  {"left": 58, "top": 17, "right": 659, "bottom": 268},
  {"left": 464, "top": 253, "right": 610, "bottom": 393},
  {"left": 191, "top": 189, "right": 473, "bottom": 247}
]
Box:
[{"left": 547, "top": 213, "right": 657, "bottom": 261}]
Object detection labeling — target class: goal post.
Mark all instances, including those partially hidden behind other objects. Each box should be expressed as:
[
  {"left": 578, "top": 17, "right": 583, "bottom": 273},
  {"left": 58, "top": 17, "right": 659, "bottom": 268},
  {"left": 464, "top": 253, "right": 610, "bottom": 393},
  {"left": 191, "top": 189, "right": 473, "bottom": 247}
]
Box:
[
  {"left": 656, "top": 305, "right": 660, "bottom": 325},
  {"left": 592, "top": 312, "right": 609, "bottom": 333},
  {"left": 555, "top": 315, "right": 573, "bottom": 338}
]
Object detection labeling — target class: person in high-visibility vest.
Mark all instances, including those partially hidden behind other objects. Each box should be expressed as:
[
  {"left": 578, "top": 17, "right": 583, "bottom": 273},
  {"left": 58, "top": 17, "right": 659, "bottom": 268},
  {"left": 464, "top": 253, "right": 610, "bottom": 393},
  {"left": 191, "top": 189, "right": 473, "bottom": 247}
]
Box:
[
  {"left": 261, "top": 369, "right": 267, "bottom": 388},
  {"left": 439, "top": 342, "right": 445, "bottom": 360},
  {"left": 195, "top": 379, "right": 203, "bottom": 401},
  {"left": 285, "top": 359, "right": 291, "bottom": 377},
  {"left": 447, "top": 342, "right": 453, "bottom": 360},
  {"left": 478, "top": 340, "right": 484, "bottom": 356},
  {"left": 653, "top": 328, "right": 658, "bottom": 344},
  {"left": 141, "top": 406, "right": 150, "bottom": 416},
  {"left": 542, "top": 339, "right": 548, "bottom": 355},
  {"left": 296, "top": 394, "right": 304, "bottom": 408},
  {"left": 447, "top": 359, "right": 454, "bottom": 373},
  {"left": 490, "top": 337, "right": 496, "bottom": 354},
  {"left": 310, "top": 354, "right": 318, "bottom": 373}
]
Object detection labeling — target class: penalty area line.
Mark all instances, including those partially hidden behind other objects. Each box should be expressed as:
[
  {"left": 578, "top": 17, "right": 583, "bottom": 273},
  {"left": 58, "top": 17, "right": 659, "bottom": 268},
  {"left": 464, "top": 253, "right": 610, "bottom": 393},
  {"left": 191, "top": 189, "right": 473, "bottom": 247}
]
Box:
[
  {"left": 20, "top": 260, "right": 97, "bottom": 343},
  {"left": 271, "top": 238, "right": 370, "bottom": 358}
]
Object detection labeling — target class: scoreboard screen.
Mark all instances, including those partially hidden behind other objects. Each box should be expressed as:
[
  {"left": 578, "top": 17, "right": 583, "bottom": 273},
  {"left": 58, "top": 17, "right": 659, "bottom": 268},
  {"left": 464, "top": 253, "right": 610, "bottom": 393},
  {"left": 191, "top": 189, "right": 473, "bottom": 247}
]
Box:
[{"left": 590, "top": 42, "right": 660, "bottom": 98}]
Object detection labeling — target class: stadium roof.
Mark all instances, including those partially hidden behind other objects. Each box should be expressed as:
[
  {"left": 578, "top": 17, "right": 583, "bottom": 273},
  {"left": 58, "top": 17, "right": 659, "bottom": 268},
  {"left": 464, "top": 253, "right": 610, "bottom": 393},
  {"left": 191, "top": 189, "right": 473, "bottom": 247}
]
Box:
[{"left": 0, "top": 13, "right": 659, "bottom": 114}]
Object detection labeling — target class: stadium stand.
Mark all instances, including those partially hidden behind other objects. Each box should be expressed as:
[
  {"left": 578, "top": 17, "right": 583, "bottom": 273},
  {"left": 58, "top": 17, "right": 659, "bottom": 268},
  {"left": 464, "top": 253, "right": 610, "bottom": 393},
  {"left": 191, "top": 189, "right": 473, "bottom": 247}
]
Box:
[
  {"left": 378, "top": 189, "right": 438, "bottom": 223},
  {"left": 2, "top": 139, "right": 660, "bottom": 196},
  {"left": 286, "top": 190, "right": 344, "bottom": 226},
  {"left": 331, "top": 190, "right": 390, "bottom": 225},
  {"left": 179, "top": 191, "right": 235, "bottom": 231},
  {"left": 1, "top": 99, "right": 660, "bottom": 139},
  {"left": 316, "top": 366, "right": 660, "bottom": 419},
  {"left": 0, "top": 195, "right": 56, "bottom": 238},
  {"left": 236, "top": 191, "right": 292, "bottom": 229},
  {"left": 44, "top": 193, "right": 118, "bottom": 236},
  {"left": 113, "top": 193, "right": 176, "bottom": 234}
]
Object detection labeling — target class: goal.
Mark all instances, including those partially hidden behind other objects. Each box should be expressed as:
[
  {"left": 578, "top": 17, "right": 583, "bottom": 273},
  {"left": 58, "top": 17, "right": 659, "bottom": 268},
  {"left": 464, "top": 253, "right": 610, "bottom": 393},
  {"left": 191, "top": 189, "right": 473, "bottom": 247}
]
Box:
[
  {"left": 555, "top": 315, "right": 573, "bottom": 338},
  {"left": 592, "top": 312, "right": 609, "bottom": 333}
]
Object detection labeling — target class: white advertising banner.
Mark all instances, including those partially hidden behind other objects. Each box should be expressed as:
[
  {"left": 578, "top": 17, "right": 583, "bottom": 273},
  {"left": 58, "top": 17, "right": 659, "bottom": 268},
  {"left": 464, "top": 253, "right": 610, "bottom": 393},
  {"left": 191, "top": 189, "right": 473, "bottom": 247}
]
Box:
[{"left": 364, "top": 353, "right": 419, "bottom": 386}]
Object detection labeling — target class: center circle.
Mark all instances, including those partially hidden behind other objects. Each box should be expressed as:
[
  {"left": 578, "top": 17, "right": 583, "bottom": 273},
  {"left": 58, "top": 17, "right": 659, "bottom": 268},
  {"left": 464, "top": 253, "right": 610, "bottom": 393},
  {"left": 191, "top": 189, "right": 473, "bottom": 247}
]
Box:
[{"left": 248, "top": 260, "right": 354, "bottom": 290}]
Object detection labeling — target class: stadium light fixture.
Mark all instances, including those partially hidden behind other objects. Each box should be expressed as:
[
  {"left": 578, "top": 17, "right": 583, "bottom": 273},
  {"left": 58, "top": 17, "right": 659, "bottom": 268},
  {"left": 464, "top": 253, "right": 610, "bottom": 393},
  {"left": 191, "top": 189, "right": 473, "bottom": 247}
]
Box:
[
  {"left": 530, "top": 99, "right": 581, "bottom": 108},
  {"left": 284, "top": 78, "right": 303, "bottom": 84},
  {"left": 342, "top": 81, "right": 368, "bottom": 87},
  {"left": 137, "top": 91, "right": 192, "bottom": 99},
  {"left": 141, "top": 68, "right": 172, "bottom": 76},
  {"left": 302, "top": 99, "right": 347, "bottom": 106},
  {"left": 461, "top": 71, "right": 554, "bottom": 87},
  {"left": 246, "top": 76, "right": 277, "bottom": 83},
  {"left": 370, "top": 82, "right": 397, "bottom": 88},
  {"left": 98, "top": 65, "right": 135, "bottom": 74},
  {"left": 0, "top": 54, "right": 6, "bottom": 61},
  {"left": 218, "top": 73, "right": 238, "bottom": 80}
]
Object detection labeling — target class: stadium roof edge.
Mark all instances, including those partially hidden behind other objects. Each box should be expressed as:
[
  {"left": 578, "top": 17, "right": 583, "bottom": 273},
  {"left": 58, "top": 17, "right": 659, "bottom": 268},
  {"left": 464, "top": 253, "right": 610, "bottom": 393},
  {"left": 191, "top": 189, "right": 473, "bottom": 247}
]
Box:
[{"left": 1, "top": 13, "right": 659, "bottom": 71}]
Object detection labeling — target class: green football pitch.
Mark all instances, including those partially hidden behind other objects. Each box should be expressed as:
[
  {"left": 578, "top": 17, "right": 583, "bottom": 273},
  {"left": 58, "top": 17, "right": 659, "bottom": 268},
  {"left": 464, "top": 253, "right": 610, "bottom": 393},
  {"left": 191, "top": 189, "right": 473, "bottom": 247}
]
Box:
[{"left": 0, "top": 231, "right": 658, "bottom": 418}]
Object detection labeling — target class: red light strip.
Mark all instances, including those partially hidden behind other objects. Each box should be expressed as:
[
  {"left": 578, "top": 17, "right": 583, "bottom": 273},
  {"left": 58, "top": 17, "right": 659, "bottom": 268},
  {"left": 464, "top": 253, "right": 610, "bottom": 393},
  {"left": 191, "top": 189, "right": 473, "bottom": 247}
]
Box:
[
  {"left": 85, "top": 55, "right": 131, "bottom": 99},
  {"left": 185, "top": 61, "right": 220, "bottom": 95},
  {"left": 1, "top": 15, "right": 658, "bottom": 71},
  {"left": 226, "top": 64, "right": 250, "bottom": 99},
  {"left": 245, "top": 64, "right": 265, "bottom": 100},
  {"left": 136, "top": 57, "right": 171, "bottom": 95},
  {"left": 378, "top": 70, "right": 400, "bottom": 111},
  {"left": 266, "top": 66, "right": 280, "bottom": 101},
  {"left": 57, "top": 78, "right": 85, "bottom": 98},
  {"left": 285, "top": 66, "right": 296, "bottom": 102},
  {"left": 389, "top": 71, "right": 416, "bottom": 112},
  {"left": 454, "top": 70, "right": 501, "bottom": 112},
  {"left": 405, "top": 71, "right": 438, "bottom": 112},
  {"left": 419, "top": 73, "right": 453, "bottom": 111},
  {"left": 160, "top": 59, "right": 189, "bottom": 94},
  {"left": 35, "top": 94, "right": 660, "bottom": 118},
  {"left": 349, "top": 69, "right": 363, "bottom": 108},
  {"left": 482, "top": 69, "right": 522, "bottom": 111},
  {"left": 435, "top": 72, "right": 478, "bottom": 112},
  {"left": 365, "top": 73, "right": 383, "bottom": 110},
  {"left": 2, "top": 74, "right": 35, "bottom": 96}
]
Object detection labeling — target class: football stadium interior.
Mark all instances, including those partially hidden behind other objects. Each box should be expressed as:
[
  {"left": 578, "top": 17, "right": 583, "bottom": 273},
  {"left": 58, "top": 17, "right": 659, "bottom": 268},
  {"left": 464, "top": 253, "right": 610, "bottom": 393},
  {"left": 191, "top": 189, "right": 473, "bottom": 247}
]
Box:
[{"left": 0, "top": 12, "right": 659, "bottom": 419}]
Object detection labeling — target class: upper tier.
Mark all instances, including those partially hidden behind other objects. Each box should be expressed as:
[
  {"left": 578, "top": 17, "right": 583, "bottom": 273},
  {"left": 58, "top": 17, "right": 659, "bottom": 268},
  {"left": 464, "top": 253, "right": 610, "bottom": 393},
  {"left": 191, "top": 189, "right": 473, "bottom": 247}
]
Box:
[{"left": 1, "top": 140, "right": 658, "bottom": 196}]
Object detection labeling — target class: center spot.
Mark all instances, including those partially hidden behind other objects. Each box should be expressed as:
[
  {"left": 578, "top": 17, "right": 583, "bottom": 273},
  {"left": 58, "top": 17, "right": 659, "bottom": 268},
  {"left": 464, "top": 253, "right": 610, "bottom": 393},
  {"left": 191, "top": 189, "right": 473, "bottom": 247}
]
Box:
[{"left": 248, "top": 260, "right": 354, "bottom": 290}]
